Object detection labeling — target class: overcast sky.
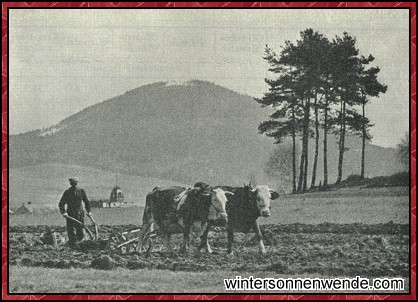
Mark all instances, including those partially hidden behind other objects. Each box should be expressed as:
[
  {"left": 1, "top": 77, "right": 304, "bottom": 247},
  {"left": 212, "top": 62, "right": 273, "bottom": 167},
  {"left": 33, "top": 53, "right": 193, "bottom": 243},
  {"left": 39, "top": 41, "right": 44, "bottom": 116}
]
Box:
[{"left": 9, "top": 9, "right": 409, "bottom": 147}]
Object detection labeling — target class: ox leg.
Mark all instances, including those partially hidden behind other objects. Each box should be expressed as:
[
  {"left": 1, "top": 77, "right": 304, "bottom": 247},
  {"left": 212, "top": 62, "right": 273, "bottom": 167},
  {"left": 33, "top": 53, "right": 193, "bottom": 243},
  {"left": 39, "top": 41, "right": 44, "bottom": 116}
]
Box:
[
  {"left": 198, "top": 222, "right": 213, "bottom": 254},
  {"left": 181, "top": 226, "right": 191, "bottom": 254},
  {"left": 227, "top": 227, "right": 234, "bottom": 255},
  {"left": 253, "top": 222, "right": 266, "bottom": 256},
  {"left": 205, "top": 238, "right": 213, "bottom": 254},
  {"left": 147, "top": 222, "right": 156, "bottom": 253},
  {"left": 146, "top": 229, "right": 154, "bottom": 253},
  {"left": 137, "top": 202, "right": 154, "bottom": 253},
  {"left": 143, "top": 228, "right": 154, "bottom": 257},
  {"left": 162, "top": 233, "right": 173, "bottom": 254},
  {"left": 145, "top": 237, "right": 153, "bottom": 257},
  {"left": 137, "top": 222, "right": 151, "bottom": 253}
]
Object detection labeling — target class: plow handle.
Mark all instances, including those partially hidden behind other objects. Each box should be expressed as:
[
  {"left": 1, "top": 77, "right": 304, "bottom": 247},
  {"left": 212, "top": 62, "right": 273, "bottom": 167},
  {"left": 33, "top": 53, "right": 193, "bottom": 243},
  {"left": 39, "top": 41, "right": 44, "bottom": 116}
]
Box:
[
  {"left": 66, "top": 216, "right": 95, "bottom": 240},
  {"left": 87, "top": 214, "right": 99, "bottom": 240}
]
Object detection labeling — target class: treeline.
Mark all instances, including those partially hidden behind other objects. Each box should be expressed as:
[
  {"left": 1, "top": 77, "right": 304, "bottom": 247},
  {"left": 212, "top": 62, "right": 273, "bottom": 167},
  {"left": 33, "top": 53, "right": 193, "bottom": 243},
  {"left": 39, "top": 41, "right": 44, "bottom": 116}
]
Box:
[{"left": 256, "top": 29, "right": 387, "bottom": 193}]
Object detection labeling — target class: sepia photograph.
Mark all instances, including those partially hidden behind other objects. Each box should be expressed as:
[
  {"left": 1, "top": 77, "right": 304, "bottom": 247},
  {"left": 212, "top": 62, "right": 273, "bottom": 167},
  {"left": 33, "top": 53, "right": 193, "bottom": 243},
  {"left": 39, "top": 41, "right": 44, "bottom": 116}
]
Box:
[{"left": 4, "top": 2, "right": 415, "bottom": 298}]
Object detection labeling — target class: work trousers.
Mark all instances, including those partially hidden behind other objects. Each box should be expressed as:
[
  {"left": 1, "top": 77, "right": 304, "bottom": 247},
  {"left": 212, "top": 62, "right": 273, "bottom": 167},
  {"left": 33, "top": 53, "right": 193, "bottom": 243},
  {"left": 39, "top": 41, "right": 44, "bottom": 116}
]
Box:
[{"left": 66, "top": 216, "right": 85, "bottom": 246}]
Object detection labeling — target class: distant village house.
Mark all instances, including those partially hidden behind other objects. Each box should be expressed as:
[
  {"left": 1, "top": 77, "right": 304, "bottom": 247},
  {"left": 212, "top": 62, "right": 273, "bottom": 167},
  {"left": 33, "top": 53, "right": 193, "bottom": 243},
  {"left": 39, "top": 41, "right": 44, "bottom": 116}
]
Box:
[{"left": 90, "top": 186, "right": 126, "bottom": 208}]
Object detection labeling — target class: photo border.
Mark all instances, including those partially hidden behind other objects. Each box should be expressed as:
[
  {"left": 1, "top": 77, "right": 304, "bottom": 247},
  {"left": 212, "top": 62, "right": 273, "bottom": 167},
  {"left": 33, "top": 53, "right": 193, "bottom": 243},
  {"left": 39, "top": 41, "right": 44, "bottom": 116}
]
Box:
[{"left": 2, "top": 1, "right": 416, "bottom": 300}]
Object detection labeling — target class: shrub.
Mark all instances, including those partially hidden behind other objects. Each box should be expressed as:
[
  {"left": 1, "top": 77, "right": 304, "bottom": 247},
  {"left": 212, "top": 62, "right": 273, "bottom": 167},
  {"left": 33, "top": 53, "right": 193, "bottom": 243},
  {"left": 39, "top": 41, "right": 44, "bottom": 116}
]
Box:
[
  {"left": 340, "top": 174, "right": 368, "bottom": 187},
  {"left": 346, "top": 174, "right": 363, "bottom": 182},
  {"left": 388, "top": 172, "right": 409, "bottom": 187},
  {"left": 367, "top": 172, "right": 409, "bottom": 188}
]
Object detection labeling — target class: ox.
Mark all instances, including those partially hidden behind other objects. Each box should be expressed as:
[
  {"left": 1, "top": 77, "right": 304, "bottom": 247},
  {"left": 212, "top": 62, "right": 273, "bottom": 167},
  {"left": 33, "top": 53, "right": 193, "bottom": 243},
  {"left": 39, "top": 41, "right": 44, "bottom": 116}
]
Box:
[
  {"left": 137, "top": 184, "right": 233, "bottom": 254},
  {"left": 199, "top": 183, "right": 280, "bottom": 256}
]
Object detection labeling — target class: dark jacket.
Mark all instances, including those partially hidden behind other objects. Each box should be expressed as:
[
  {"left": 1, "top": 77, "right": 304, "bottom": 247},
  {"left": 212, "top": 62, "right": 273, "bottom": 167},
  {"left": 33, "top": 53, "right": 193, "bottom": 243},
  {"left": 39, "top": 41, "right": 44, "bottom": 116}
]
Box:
[{"left": 59, "top": 187, "right": 91, "bottom": 218}]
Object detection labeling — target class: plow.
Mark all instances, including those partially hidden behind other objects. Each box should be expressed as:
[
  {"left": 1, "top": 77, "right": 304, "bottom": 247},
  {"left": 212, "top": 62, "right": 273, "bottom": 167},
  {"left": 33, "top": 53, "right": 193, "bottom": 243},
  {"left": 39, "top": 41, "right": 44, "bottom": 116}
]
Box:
[
  {"left": 66, "top": 214, "right": 99, "bottom": 241},
  {"left": 65, "top": 214, "right": 156, "bottom": 254},
  {"left": 63, "top": 213, "right": 218, "bottom": 254},
  {"left": 62, "top": 215, "right": 230, "bottom": 254},
  {"left": 107, "top": 225, "right": 157, "bottom": 254}
]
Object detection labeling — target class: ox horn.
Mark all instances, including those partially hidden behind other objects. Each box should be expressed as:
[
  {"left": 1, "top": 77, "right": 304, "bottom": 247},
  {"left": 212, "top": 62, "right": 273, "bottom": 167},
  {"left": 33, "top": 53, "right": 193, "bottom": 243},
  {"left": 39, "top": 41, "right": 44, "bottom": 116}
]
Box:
[
  {"left": 225, "top": 191, "right": 234, "bottom": 196},
  {"left": 204, "top": 186, "right": 217, "bottom": 196},
  {"left": 202, "top": 188, "right": 212, "bottom": 196}
]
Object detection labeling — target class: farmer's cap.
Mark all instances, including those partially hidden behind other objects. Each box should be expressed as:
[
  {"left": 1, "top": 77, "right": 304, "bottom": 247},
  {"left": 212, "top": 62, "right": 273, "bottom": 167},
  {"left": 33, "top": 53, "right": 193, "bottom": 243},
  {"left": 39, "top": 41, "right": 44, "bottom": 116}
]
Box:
[{"left": 69, "top": 177, "right": 79, "bottom": 183}]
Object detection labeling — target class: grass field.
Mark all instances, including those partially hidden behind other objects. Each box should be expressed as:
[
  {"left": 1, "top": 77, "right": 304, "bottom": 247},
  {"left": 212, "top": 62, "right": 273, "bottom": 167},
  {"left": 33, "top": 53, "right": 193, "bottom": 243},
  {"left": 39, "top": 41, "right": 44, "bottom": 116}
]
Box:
[
  {"left": 9, "top": 206, "right": 144, "bottom": 226},
  {"left": 9, "top": 163, "right": 186, "bottom": 209},
  {"left": 9, "top": 186, "right": 409, "bottom": 226},
  {"left": 9, "top": 266, "right": 409, "bottom": 294},
  {"left": 9, "top": 163, "right": 409, "bottom": 226},
  {"left": 264, "top": 186, "right": 409, "bottom": 225}
]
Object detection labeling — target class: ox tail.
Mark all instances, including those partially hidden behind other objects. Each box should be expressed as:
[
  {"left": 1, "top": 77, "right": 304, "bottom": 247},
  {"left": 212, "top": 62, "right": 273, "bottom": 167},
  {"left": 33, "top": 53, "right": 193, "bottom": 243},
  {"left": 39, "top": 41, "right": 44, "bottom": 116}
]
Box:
[{"left": 137, "top": 192, "right": 155, "bottom": 253}]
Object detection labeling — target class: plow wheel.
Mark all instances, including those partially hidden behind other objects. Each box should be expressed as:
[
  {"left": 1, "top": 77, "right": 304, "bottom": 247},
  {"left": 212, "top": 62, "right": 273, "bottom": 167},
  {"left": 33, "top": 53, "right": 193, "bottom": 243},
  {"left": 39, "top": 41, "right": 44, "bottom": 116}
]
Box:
[
  {"left": 127, "top": 241, "right": 138, "bottom": 254},
  {"left": 108, "top": 233, "right": 128, "bottom": 255},
  {"left": 107, "top": 228, "right": 155, "bottom": 255}
]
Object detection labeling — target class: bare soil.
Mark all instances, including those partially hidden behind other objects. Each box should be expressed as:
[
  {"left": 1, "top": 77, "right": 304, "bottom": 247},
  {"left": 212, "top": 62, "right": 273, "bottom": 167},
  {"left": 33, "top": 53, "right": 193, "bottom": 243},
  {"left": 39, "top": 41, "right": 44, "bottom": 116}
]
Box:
[{"left": 9, "top": 222, "right": 409, "bottom": 278}]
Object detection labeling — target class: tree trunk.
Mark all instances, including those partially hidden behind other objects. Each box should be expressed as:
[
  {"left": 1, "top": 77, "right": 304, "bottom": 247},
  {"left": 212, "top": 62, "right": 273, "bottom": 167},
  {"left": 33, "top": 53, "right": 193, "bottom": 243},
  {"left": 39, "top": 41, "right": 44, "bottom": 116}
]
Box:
[
  {"left": 298, "top": 139, "right": 305, "bottom": 192},
  {"left": 336, "top": 98, "right": 346, "bottom": 184},
  {"left": 298, "top": 98, "right": 305, "bottom": 192},
  {"left": 292, "top": 102, "right": 297, "bottom": 193},
  {"left": 361, "top": 102, "right": 366, "bottom": 178},
  {"left": 311, "top": 93, "right": 319, "bottom": 189},
  {"left": 302, "top": 99, "right": 310, "bottom": 192},
  {"left": 323, "top": 94, "right": 329, "bottom": 187},
  {"left": 303, "top": 141, "right": 308, "bottom": 191}
]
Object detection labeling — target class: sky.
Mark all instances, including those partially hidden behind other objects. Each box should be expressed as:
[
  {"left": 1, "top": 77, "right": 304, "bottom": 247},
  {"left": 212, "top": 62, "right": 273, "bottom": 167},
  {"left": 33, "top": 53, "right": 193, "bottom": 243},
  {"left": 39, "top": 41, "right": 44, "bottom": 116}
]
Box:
[{"left": 9, "top": 9, "right": 409, "bottom": 148}]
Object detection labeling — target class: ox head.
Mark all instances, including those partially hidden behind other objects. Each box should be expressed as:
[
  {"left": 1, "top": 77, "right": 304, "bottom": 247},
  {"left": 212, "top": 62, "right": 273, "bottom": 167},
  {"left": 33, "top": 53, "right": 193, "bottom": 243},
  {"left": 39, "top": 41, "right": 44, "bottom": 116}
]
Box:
[
  {"left": 200, "top": 187, "right": 234, "bottom": 222},
  {"left": 247, "top": 183, "right": 279, "bottom": 218}
]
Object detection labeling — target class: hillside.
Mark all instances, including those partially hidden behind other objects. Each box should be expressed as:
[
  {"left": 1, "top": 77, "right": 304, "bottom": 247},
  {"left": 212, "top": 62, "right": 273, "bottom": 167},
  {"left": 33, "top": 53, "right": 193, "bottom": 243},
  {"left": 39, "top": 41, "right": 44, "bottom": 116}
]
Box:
[{"left": 10, "top": 80, "right": 404, "bottom": 190}]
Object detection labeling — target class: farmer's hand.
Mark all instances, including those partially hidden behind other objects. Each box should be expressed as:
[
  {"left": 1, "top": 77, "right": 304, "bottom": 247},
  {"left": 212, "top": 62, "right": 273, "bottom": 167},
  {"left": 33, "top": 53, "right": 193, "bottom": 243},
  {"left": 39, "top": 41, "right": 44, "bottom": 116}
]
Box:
[
  {"left": 87, "top": 212, "right": 92, "bottom": 217},
  {"left": 62, "top": 213, "right": 69, "bottom": 219}
]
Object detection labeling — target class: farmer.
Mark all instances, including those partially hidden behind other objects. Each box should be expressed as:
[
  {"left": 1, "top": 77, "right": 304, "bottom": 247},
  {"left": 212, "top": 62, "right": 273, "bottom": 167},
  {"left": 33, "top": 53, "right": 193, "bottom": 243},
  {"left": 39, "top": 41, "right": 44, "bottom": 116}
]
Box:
[{"left": 58, "top": 177, "right": 92, "bottom": 247}]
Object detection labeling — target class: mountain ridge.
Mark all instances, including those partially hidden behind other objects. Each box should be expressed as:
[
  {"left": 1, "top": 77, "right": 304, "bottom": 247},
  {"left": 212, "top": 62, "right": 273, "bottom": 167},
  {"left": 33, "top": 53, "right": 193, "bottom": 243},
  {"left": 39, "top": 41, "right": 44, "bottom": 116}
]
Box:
[{"left": 10, "top": 80, "right": 403, "bottom": 190}]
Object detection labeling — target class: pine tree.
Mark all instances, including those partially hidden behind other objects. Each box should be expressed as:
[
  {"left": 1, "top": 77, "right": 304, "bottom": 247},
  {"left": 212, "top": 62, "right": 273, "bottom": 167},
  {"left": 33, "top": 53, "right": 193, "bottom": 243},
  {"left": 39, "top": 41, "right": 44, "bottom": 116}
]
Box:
[
  {"left": 286, "top": 29, "right": 329, "bottom": 191},
  {"left": 258, "top": 29, "right": 386, "bottom": 190},
  {"left": 258, "top": 29, "right": 330, "bottom": 192},
  {"left": 331, "top": 33, "right": 363, "bottom": 184},
  {"left": 256, "top": 46, "right": 303, "bottom": 193},
  {"left": 331, "top": 33, "right": 386, "bottom": 183},
  {"left": 358, "top": 60, "right": 387, "bottom": 178}
]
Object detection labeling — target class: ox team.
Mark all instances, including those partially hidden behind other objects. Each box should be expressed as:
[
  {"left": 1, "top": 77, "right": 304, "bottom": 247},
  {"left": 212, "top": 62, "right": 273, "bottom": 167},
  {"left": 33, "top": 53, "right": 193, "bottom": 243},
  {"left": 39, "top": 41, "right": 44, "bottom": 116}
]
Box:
[{"left": 137, "top": 182, "right": 279, "bottom": 255}]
